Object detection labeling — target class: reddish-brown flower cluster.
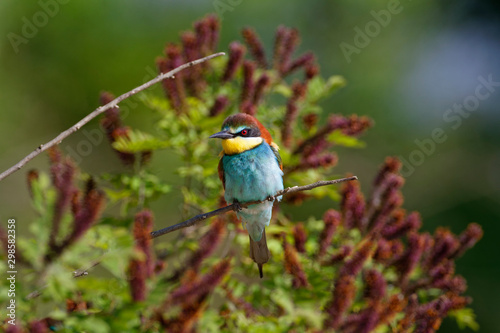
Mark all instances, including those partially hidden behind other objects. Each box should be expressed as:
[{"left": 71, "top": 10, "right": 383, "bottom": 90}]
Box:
[
  {"left": 156, "top": 15, "right": 219, "bottom": 114},
  {"left": 99, "top": 91, "right": 141, "bottom": 166},
  {"left": 302, "top": 113, "right": 318, "bottom": 130},
  {"left": 222, "top": 41, "right": 246, "bottom": 83},
  {"left": 242, "top": 24, "right": 315, "bottom": 79},
  {"left": 241, "top": 27, "right": 267, "bottom": 69},
  {"left": 189, "top": 218, "right": 226, "bottom": 270},
  {"left": 26, "top": 169, "right": 39, "bottom": 198},
  {"left": 209, "top": 95, "right": 230, "bottom": 117},
  {"left": 285, "top": 114, "right": 371, "bottom": 176},
  {"left": 340, "top": 177, "right": 365, "bottom": 230},
  {"left": 324, "top": 274, "right": 357, "bottom": 329},
  {"left": 295, "top": 114, "right": 372, "bottom": 153},
  {"left": 43, "top": 148, "right": 105, "bottom": 264},
  {"left": 47, "top": 147, "right": 77, "bottom": 248},
  {"left": 324, "top": 238, "right": 381, "bottom": 329},
  {"left": 317, "top": 209, "right": 341, "bottom": 258},
  {"left": 169, "top": 259, "right": 231, "bottom": 304},
  {"left": 322, "top": 245, "right": 353, "bottom": 267},
  {"left": 273, "top": 26, "right": 303, "bottom": 76},
  {"left": 285, "top": 110, "right": 371, "bottom": 198},
  {"left": 136, "top": 214, "right": 231, "bottom": 330},
  {"left": 292, "top": 223, "right": 307, "bottom": 253},
  {"left": 128, "top": 210, "right": 155, "bottom": 302},
  {"left": 222, "top": 285, "right": 258, "bottom": 318},
  {"left": 100, "top": 91, "right": 154, "bottom": 167},
  {"left": 28, "top": 320, "right": 49, "bottom": 333},
  {"left": 66, "top": 296, "right": 90, "bottom": 313},
  {"left": 282, "top": 233, "right": 309, "bottom": 288},
  {"left": 340, "top": 239, "right": 376, "bottom": 277},
  {"left": 240, "top": 60, "right": 256, "bottom": 115},
  {"left": 158, "top": 259, "right": 231, "bottom": 332},
  {"left": 320, "top": 157, "right": 483, "bottom": 332},
  {"left": 282, "top": 82, "right": 307, "bottom": 148},
  {"left": 168, "top": 218, "right": 226, "bottom": 282}
]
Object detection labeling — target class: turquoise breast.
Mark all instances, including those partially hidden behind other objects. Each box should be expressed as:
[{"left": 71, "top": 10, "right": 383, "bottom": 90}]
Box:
[
  {"left": 222, "top": 142, "right": 283, "bottom": 203},
  {"left": 222, "top": 142, "right": 284, "bottom": 241}
]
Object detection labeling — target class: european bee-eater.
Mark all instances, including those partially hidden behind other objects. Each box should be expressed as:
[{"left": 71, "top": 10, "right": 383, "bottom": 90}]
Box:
[{"left": 210, "top": 113, "right": 284, "bottom": 278}]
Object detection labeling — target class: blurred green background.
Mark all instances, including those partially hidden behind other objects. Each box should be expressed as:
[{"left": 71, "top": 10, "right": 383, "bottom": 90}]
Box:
[{"left": 1, "top": 1, "right": 499, "bottom": 332}]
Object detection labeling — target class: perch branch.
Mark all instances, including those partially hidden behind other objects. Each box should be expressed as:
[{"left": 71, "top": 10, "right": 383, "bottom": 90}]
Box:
[
  {"left": 150, "top": 176, "right": 358, "bottom": 238},
  {"left": 25, "top": 176, "right": 357, "bottom": 300},
  {"left": 73, "top": 260, "right": 101, "bottom": 278},
  {"left": 0, "top": 52, "right": 226, "bottom": 183}
]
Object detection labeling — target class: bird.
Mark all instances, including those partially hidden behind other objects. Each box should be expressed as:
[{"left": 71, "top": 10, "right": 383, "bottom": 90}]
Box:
[{"left": 210, "top": 113, "right": 284, "bottom": 278}]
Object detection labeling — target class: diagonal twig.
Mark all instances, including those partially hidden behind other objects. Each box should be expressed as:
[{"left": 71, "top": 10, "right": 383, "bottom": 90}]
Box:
[
  {"left": 26, "top": 259, "right": 103, "bottom": 299},
  {"left": 150, "top": 176, "right": 358, "bottom": 238},
  {"left": 0, "top": 52, "right": 226, "bottom": 183},
  {"left": 25, "top": 176, "right": 358, "bottom": 299}
]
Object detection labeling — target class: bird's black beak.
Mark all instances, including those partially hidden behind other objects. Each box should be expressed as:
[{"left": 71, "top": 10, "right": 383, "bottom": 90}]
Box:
[{"left": 209, "top": 130, "right": 234, "bottom": 139}]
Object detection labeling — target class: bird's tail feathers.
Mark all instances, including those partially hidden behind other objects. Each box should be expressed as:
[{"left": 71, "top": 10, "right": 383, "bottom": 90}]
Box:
[{"left": 249, "top": 231, "right": 270, "bottom": 278}]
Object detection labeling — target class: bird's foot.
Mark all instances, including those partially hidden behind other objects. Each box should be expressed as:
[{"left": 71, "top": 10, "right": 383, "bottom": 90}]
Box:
[
  {"left": 266, "top": 196, "right": 274, "bottom": 202},
  {"left": 232, "top": 201, "right": 243, "bottom": 212}
]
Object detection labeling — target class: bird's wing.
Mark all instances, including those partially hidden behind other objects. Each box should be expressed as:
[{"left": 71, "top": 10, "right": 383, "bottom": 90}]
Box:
[
  {"left": 218, "top": 154, "right": 225, "bottom": 189},
  {"left": 270, "top": 142, "right": 283, "bottom": 171}
]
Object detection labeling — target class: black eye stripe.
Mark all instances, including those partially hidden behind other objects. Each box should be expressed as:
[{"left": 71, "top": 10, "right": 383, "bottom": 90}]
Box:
[{"left": 237, "top": 128, "right": 260, "bottom": 137}]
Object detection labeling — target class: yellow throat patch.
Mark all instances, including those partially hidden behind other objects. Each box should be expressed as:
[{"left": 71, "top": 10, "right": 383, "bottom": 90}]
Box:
[{"left": 222, "top": 137, "right": 263, "bottom": 155}]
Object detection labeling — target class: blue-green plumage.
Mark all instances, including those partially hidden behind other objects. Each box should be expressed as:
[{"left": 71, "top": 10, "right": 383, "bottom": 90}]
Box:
[
  {"left": 222, "top": 142, "right": 284, "bottom": 241},
  {"left": 210, "top": 113, "right": 283, "bottom": 278}
]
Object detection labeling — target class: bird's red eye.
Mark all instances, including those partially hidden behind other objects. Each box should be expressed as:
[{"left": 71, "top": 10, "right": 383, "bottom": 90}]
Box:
[{"left": 241, "top": 129, "right": 248, "bottom": 136}]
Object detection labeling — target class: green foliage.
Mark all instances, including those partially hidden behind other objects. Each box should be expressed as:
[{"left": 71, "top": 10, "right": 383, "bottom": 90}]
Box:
[
  {"left": 306, "top": 75, "right": 346, "bottom": 103},
  {"left": 0, "top": 15, "right": 481, "bottom": 333},
  {"left": 112, "top": 129, "right": 170, "bottom": 153},
  {"left": 328, "top": 130, "right": 366, "bottom": 148},
  {"left": 449, "top": 308, "right": 480, "bottom": 331}
]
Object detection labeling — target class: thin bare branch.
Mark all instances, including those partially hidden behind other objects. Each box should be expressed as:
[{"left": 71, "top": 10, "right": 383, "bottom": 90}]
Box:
[
  {"left": 0, "top": 52, "right": 226, "bottom": 183},
  {"left": 26, "top": 259, "right": 102, "bottom": 300},
  {"left": 150, "top": 176, "right": 358, "bottom": 239},
  {"left": 74, "top": 261, "right": 101, "bottom": 278},
  {"left": 25, "top": 176, "right": 357, "bottom": 300}
]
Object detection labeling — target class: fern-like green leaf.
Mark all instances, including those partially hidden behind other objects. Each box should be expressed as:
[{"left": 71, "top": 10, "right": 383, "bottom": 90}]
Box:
[
  {"left": 328, "top": 130, "right": 366, "bottom": 148},
  {"left": 112, "top": 130, "right": 170, "bottom": 153},
  {"left": 307, "top": 75, "right": 346, "bottom": 103},
  {"left": 449, "top": 308, "right": 480, "bottom": 331}
]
